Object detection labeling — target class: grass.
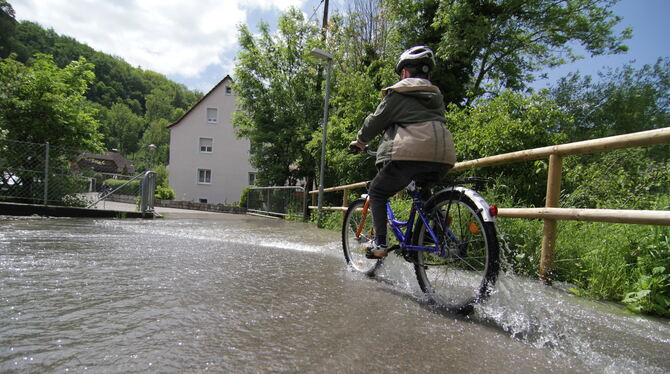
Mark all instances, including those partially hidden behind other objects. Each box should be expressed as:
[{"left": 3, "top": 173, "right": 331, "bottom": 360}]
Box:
[{"left": 311, "top": 186, "right": 670, "bottom": 318}]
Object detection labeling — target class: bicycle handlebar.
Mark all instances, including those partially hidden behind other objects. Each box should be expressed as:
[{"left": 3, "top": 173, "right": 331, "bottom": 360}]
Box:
[
  {"left": 348, "top": 143, "right": 376, "bottom": 156},
  {"left": 348, "top": 143, "right": 363, "bottom": 154}
]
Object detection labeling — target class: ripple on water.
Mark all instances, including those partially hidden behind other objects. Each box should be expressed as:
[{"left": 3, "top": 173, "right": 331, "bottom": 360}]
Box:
[{"left": 1, "top": 217, "right": 668, "bottom": 373}]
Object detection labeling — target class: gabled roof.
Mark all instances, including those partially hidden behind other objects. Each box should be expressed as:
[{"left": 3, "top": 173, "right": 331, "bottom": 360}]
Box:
[
  {"left": 75, "top": 150, "right": 135, "bottom": 174},
  {"left": 167, "top": 75, "right": 233, "bottom": 129}
]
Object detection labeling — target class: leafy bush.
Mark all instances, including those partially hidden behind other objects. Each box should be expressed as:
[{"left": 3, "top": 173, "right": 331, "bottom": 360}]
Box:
[
  {"left": 310, "top": 209, "right": 343, "bottom": 230},
  {"left": 153, "top": 165, "right": 169, "bottom": 188},
  {"left": 471, "top": 177, "right": 670, "bottom": 317},
  {"left": 61, "top": 194, "right": 88, "bottom": 207},
  {"left": 154, "top": 185, "right": 175, "bottom": 200},
  {"left": 103, "top": 178, "right": 140, "bottom": 196},
  {"left": 447, "top": 91, "right": 569, "bottom": 206},
  {"left": 48, "top": 176, "right": 94, "bottom": 206},
  {"left": 239, "top": 186, "right": 251, "bottom": 208},
  {"left": 562, "top": 148, "right": 670, "bottom": 210},
  {"left": 623, "top": 266, "right": 670, "bottom": 317}
]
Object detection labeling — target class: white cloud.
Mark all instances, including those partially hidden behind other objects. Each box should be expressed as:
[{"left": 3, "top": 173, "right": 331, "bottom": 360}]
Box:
[
  {"left": 243, "top": 0, "right": 305, "bottom": 11},
  {"left": 12, "top": 0, "right": 307, "bottom": 79}
]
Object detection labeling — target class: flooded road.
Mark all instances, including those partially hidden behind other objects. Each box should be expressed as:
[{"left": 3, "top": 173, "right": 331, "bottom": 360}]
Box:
[{"left": 1, "top": 214, "right": 668, "bottom": 373}]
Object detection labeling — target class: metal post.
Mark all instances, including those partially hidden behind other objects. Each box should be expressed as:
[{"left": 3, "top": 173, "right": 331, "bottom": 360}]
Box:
[
  {"left": 317, "top": 59, "right": 332, "bottom": 221},
  {"left": 539, "top": 154, "right": 563, "bottom": 281},
  {"left": 140, "top": 171, "right": 156, "bottom": 216},
  {"left": 140, "top": 171, "right": 148, "bottom": 213},
  {"left": 43, "top": 142, "right": 49, "bottom": 206}
]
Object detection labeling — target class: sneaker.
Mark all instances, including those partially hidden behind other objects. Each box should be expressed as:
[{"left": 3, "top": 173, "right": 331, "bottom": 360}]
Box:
[{"left": 365, "top": 242, "right": 389, "bottom": 259}]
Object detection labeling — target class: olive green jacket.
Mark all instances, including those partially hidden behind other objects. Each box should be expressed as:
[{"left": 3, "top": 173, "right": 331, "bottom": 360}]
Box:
[{"left": 357, "top": 78, "right": 456, "bottom": 166}]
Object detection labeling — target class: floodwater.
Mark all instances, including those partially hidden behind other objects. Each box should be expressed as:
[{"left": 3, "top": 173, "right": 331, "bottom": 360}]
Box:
[{"left": 1, "top": 214, "right": 668, "bottom": 373}]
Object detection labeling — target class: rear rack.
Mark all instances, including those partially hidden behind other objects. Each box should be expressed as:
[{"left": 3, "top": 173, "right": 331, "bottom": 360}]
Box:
[{"left": 439, "top": 177, "right": 494, "bottom": 191}]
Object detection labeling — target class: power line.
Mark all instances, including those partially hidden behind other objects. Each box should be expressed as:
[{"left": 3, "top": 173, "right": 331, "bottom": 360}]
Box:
[{"left": 308, "top": 0, "right": 325, "bottom": 25}]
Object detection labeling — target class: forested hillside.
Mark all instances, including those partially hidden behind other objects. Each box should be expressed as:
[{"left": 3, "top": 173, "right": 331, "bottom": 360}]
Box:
[{"left": 0, "top": 0, "right": 202, "bottom": 170}]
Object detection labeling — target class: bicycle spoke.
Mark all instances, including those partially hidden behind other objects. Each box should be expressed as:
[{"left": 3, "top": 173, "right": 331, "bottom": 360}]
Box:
[
  {"left": 412, "top": 189, "right": 499, "bottom": 309},
  {"left": 342, "top": 198, "right": 383, "bottom": 275}
]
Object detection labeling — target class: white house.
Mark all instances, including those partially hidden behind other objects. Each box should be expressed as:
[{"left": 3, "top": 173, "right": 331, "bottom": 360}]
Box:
[{"left": 167, "top": 75, "right": 256, "bottom": 204}]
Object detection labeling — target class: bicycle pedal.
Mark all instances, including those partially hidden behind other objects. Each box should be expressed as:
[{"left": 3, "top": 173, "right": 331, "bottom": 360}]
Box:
[{"left": 365, "top": 251, "right": 388, "bottom": 259}]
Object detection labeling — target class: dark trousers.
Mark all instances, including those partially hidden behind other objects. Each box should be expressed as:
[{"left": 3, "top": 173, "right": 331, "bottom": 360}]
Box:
[{"left": 368, "top": 161, "right": 452, "bottom": 243}]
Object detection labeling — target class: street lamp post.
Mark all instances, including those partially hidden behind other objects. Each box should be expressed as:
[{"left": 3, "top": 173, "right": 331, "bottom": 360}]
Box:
[
  {"left": 148, "top": 143, "right": 157, "bottom": 170},
  {"left": 310, "top": 48, "right": 333, "bottom": 225}
]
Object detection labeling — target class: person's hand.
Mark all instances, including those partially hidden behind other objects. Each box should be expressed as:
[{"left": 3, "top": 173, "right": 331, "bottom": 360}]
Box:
[{"left": 348, "top": 140, "right": 366, "bottom": 154}]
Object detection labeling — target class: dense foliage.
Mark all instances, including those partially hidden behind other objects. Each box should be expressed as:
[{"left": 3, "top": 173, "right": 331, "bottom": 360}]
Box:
[
  {"left": 387, "top": 0, "right": 631, "bottom": 106},
  {"left": 297, "top": 0, "right": 668, "bottom": 316},
  {"left": 233, "top": 9, "right": 323, "bottom": 188},
  {"left": 0, "top": 53, "right": 101, "bottom": 151},
  {"left": 0, "top": 1, "right": 201, "bottom": 173}
]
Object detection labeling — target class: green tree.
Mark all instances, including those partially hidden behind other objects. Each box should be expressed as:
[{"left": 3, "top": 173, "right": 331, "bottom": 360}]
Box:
[
  {"left": 233, "top": 8, "right": 323, "bottom": 186},
  {"left": 145, "top": 87, "right": 178, "bottom": 123},
  {"left": 550, "top": 58, "right": 670, "bottom": 141},
  {"left": 446, "top": 90, "right": 569, "bottom": 205},
  {"left": 10, "top": 20, "right": 201, "bottom": 118},
  {"left": 0, "top": 14, "right": 206, "bottom": 180},
  {"left": 385, "top": 0, "right": 469, "bottom": 105},
  {"left": 131, "top": 119, "right": 170, "bottom": 171},
  {"left": 388, "top": 0, "right": 631, "bottom": 106},
  {"left": 0, "top": 0, "right": 17, "bottom": 58},
  {"left": 549, "top": 59, "right": 670, "bottom": 210},
  {"left": 99, "top": 102, "right": 144, "bottom": 154},
  {"left": 0, "top": 53, "right": 102, "bottom": 150},
  {"left": 305, "top": 1, "right": 402, "bottom": 191},
  {"left": 0, "top": 53, "right": 102, "bottom": 202}
]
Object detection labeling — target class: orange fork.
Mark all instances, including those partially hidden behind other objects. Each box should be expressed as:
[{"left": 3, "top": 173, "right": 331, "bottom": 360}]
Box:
[{"left": 355, "top": 198, "right": 371, "bottom": 238}]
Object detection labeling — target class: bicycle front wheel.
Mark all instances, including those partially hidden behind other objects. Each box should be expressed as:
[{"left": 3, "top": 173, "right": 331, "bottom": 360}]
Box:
[
  {"left": 342, "top": 198, "right": 383, "bottom": 275},
  {"left": 412, "top": 189, "right": 499, "bottom": 309}
]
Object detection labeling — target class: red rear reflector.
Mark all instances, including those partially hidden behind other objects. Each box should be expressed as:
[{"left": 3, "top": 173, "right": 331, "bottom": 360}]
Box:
[{"left": 489, "top": 205, "right": 498, "bottom": 216}]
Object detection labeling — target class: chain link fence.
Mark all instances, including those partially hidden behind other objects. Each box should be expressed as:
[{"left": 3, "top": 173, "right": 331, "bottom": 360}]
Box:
[
  {"left": 246, "top": 186, "right": 306, "bottom": 219},
  {"left": 0, "top": 139, "right": 153, "bottom": 211}
]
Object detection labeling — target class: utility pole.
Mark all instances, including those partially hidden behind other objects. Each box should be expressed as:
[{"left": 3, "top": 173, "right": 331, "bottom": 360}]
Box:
[
  {"left": 308, "top": 0, "right": 330, "bottom": 222},
  {"left": 321, "top": 0, "right": 329, "bottom": 41}
]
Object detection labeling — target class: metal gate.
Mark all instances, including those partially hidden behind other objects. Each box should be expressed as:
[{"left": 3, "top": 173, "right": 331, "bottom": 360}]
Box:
[{"left": 246, "top": 186, "right": 306, "bottom": 219}]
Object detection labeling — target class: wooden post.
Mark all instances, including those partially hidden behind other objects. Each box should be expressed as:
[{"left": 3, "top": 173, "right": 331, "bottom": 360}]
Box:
[
  {"left": 342, "top": 190, "right": 348, "bottom": 208},
  {"left": 539, "top": 154, "right": 562, "bottom": 281}
]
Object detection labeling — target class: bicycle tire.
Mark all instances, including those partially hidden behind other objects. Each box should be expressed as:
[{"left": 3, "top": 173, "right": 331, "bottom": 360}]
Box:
[
  {"left": 342, "top": 198, "right": 383, "bottom": 276},
  {"left": 412, "top": 189, "right": 499, "bottom": 309}
]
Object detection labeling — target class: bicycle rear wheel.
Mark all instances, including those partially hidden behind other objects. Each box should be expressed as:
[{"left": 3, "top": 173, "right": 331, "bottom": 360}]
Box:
[
  {"left": 342, "top": 198, "right": 383, "bottom": 275},
  {"left": 412, "top": 189, "right": 499, "bottom": 309}
]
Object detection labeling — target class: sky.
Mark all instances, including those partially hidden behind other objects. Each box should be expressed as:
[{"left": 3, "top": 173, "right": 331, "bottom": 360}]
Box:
[{"left": 10, "top": 0, "right": 670, "bottom": 93}]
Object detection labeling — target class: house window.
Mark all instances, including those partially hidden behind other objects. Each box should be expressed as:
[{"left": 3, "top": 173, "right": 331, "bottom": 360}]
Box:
[
  {"left": 225, "top": 86, "right": 232, "bottom": 95},
  {"left": 248, "top": 172, "right": 256, "bottom": 186},
  {"left": 199, "top": 138, "right": 213, "bottom": 153},
  {"left": 197, "top": 169, "right": 212, "bottom": 184},
  {"left": 207, "top": 108, "right": 218, "bottom": 123},
  {"left": 199, "top": 198, "right": 208, "bottom": 204}
]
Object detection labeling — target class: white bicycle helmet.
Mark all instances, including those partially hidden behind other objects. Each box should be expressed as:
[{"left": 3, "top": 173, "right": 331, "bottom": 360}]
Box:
[{"left": 395, "top": 46, "right": 436, "bottom": 75}]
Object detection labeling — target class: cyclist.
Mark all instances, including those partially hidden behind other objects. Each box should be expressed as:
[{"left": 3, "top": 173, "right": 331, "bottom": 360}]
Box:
[{"left": 349, "top": 45, "right": 456, "bottom": 258}]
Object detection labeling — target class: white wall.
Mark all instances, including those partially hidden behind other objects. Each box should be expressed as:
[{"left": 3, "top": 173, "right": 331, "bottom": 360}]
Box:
[{"left": 168, "top": 79, "right": 255, "bottom": 204}]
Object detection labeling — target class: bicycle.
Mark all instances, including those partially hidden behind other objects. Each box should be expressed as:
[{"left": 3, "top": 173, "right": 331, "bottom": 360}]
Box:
[{"left": 341, "top": 152, "right": 500, "bottom": 311}]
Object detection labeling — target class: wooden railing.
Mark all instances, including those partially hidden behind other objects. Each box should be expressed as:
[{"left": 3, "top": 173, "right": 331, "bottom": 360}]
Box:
[{"left": 309, "top": 127, "right": 670, "bottom": 280}]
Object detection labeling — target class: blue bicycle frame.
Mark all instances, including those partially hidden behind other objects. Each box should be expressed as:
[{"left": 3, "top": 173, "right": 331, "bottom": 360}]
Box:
[{"left": 385, "top": 189, "right": 461, "bottom": 258}]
